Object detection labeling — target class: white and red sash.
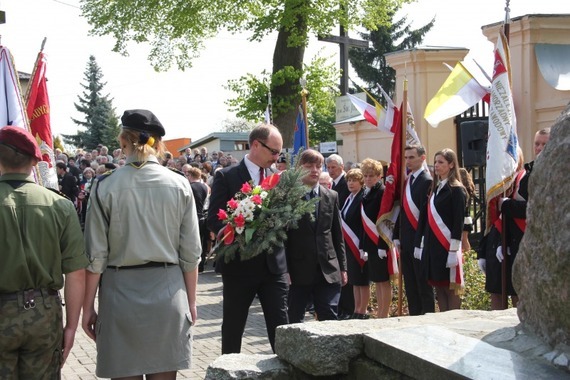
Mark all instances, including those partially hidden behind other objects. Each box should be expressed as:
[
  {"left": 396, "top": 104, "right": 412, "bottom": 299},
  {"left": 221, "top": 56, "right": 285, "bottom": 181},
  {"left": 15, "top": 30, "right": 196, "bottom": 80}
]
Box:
[
  {"left": 427, "top": 194, "right": 464, "bottom": 294},
  {"left": 402, "top": 177, "right": 420, "bottom": 230},
  {"left": 362, "top": 204, "right": 398, "bottom": 277},
  {"left": 361, "top": 204, "right": 379, "bottom": 245},
  {"left": 341, "top": 218, "right": 365, "bottom": 268}
]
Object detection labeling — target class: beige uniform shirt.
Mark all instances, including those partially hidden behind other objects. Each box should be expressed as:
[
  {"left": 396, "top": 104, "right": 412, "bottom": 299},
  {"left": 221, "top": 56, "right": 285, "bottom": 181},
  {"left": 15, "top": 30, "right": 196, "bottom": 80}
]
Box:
[{"left": 84, "top": 156, "right": 201, "bottom": 273}]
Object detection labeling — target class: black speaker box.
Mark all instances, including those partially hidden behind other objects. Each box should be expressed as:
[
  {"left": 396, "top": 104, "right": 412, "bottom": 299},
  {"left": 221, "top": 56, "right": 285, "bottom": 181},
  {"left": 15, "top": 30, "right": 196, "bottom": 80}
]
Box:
[{"left": 460, "top": 120, "right": 488, "bottom": 167}]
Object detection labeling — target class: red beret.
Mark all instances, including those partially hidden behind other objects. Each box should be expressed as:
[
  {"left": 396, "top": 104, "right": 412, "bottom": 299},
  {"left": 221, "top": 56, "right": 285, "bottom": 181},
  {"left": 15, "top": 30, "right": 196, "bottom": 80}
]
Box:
[{"left": 0, "top": 126, "right": 42, "bottom": 161}]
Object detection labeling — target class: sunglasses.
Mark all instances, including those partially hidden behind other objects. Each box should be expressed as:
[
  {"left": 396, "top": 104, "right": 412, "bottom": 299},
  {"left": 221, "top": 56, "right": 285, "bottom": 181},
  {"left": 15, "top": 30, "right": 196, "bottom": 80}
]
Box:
[{"left": 257, "top": 140, "right": 280, "bottom": 156}]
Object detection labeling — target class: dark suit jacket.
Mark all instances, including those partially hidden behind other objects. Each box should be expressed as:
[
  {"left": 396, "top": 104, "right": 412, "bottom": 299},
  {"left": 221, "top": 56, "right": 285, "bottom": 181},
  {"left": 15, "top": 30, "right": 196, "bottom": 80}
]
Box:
[
  {"left": 394, "top": 171, "right": 432, "bottom": 253},
  {"left": 332, "top": 173, "right": 350, "bottom": 208},
  {"left": 190, "top": 181, "right": 208, "bottom": 219},
  {"left": 285, "top": 185, "right": 347, "bottom": 286},
  {"left": 59, "top": 172, "right": 78, "bottom": 202},
  {"left": 207, "top": 159, "right": 287, "bottom": 276},
  {"left": 416, "top": 183, "right": 466, "bottom": 282}
]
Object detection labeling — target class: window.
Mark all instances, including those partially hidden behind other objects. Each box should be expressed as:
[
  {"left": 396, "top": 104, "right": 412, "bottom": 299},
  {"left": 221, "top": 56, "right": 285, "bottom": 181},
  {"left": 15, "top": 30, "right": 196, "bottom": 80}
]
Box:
[{"left": 234, "top": 141, "right": 250, "bottom": 151}]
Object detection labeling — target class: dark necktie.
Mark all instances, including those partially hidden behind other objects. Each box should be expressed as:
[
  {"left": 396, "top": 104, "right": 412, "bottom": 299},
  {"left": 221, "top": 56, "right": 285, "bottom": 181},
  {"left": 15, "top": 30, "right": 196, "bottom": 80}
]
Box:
[
  {"left": 410, "top": 174, "right": 415, "bottom": 186},
  {"left": 259, "top": 167, "right": 265, "bottom": 184}
]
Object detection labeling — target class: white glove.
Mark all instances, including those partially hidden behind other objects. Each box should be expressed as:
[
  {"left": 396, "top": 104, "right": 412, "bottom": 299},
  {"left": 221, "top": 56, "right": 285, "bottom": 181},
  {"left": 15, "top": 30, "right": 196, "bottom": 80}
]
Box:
[
  {"left": 478, "top": 258, "right": 486, "bottom": 274},
  {"left": 378, "top": 249, "right": 387, "bottom": 259},
  {"left": 496, "top": 246, "right": 504, "bottom": 263},
  {"left": 359, "top": 249, "right": 368, "bottom": 262},
  {"left": 414, "top": 247, "right": 422, "bottom": 260},
  {"left": 446, "top": 251, "right": 458, "bottom": 268},
  {"left": 385, "top": 175, "right": 395, "bottom": 185}
]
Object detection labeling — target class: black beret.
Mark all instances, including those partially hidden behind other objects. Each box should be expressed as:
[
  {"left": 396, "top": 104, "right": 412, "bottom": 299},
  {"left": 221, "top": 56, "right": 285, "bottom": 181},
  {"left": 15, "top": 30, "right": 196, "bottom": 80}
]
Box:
[
  {"left": 0, "top": 126, "right": 42, "bottom": 161},
  {"left": 121, "top": 109, "right": 165, "bottom": 137}
]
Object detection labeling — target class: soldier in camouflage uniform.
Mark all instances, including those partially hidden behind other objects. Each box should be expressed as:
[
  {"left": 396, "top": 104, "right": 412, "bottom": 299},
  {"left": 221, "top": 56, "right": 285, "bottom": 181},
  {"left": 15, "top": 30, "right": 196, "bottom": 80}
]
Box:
[{"left": 0, "top": 126, "right": 88, "bottom": 379}]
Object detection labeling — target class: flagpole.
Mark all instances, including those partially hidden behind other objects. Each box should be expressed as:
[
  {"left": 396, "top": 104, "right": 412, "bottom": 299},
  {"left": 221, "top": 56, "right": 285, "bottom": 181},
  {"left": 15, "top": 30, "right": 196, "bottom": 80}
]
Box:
[
  {"left": 23, "top": 38, "right": 46, "bottom": 110},
  {"left": 500, "top": 0, "right": 511, "bottom": 310},
  {"left": 397, "top": 79, "right": 408, "bottom": 316},
  {"left": 23, "top": 38, "right": 48, "bottom": 187},
  {"left": 301, "top": 84, "right": 309, "bottom": 148}
]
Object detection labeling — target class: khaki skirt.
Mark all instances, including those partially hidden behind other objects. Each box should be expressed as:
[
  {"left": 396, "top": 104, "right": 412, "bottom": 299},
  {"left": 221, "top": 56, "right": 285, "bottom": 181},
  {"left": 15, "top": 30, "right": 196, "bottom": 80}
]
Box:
[{"left": 95, "top": 265, "right": 192, "bottom": 378}]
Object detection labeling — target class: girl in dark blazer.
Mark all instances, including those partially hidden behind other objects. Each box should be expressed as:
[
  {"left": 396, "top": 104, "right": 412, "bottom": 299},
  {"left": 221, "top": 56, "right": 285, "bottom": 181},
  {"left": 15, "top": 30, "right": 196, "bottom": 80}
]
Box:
[
  {"left": 341, "top": 168, "right": 369, "bottom": 319},
  {"left": 360, "top": 158, "right": 391, "bottom": 318},
  {"left": 415, "top": 149, "right": 466, "bottom": 311}
]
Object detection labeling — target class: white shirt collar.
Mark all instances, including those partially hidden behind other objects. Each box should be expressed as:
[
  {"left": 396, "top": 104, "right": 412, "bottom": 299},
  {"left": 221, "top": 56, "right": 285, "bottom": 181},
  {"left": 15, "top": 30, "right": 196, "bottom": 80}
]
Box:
[
  {"left": 332, "top": 172, "right": 345, "bottom": 185},
  {"left": 244, "top": 154, "right": 264, "bottom": 185}
]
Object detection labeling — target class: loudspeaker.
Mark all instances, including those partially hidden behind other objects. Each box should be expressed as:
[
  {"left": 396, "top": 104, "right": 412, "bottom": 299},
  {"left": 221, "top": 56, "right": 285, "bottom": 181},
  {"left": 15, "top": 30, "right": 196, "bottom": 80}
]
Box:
[{"left": 460, "top": 120, "right": 488, "bottom": 167}]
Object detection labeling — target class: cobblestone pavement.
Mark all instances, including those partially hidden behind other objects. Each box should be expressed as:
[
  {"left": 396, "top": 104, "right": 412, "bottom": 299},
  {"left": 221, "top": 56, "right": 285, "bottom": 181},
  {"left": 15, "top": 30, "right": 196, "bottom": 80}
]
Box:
[{"left": 62, "top": 266, "right": 272, "bottom": 379}]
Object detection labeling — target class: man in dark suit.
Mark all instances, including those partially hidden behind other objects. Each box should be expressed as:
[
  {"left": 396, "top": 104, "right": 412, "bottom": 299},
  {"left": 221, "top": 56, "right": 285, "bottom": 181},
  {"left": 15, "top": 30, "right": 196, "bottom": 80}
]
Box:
[
  {"left": 393, "top": 144, "right": 435, "bottom": 315},
  {"left": 207, "top": 124, "right": 288, "bottom": 354},
  {"left": 286, "top": 149, "right": 347, "bottom": 323},
  {"left": 325, "top": 153, "right": 353, "bottom": 319},
  {"left": 56, "top": 161, "right": 79, "bottom": 203},
  {"left": 326, "top": 154, "right": 350, "bottom": 207}
]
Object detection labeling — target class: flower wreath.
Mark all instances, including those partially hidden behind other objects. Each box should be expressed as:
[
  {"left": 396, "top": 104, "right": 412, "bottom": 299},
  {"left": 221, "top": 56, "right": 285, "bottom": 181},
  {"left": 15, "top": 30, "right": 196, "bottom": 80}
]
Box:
[{"left": 214, "top": 166, "right": 318, "bottom": 263}]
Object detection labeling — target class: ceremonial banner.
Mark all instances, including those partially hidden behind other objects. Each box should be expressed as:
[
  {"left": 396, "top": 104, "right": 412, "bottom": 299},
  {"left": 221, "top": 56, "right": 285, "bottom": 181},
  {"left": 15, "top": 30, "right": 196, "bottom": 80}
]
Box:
[
  {"left": 25, "top": 50, "right": 58, "bottom": 189},
  {"left": 0, "top": 47, "right": 28, "bottom": 129},
  {"left": 293, "top": 103, "right": 307, "bottom": 155},
  {"left": 424, "top": 61, "right": 490, "bottom": 128},
  {"left": 485, "top": 31, "right": 519, "bottom": 231}
]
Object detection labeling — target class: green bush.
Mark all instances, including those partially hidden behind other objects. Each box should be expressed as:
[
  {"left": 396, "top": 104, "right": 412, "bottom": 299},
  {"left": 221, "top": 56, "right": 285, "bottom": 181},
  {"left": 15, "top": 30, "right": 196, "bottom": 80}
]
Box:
[
  {"left": 461, "top": 249, "right": 491, "bottom": 310},
  {"left": 368, "top": 250, "right": 491, "bottom": 316}
]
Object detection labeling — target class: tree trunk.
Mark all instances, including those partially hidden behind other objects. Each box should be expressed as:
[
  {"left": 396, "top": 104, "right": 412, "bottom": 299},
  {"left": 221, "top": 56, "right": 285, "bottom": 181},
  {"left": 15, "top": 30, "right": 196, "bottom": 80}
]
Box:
[{"left": 271, "top": 2, "right": 307, "bottom": 148}]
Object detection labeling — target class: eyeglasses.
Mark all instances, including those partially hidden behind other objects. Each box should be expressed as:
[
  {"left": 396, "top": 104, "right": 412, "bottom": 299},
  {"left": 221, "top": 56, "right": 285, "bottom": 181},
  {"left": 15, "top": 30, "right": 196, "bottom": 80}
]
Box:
[{"left": 257, "top": 140, "right": 280, "bottom": 156}]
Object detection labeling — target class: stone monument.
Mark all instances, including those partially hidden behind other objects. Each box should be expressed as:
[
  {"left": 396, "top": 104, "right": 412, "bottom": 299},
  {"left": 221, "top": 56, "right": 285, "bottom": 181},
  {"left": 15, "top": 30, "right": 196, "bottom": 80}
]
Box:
[{"left": 513, "top": 102, "right": 570, "bottom": 352}]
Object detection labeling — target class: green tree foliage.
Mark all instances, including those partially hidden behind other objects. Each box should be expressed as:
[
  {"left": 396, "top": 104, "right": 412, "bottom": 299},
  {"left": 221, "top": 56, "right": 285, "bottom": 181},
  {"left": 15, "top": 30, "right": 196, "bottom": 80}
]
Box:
[
  {"left": 62, "top": 55, "right": 120, "bottom": 150},
  {"left": 225, "top": 53, "right": 339, "bottom": 145},
  {"left": 349, "top": 10, "right": 434, "bottom": 101},
  {"left": 80, "top": 0, "right": 413, "bottom": 145}
]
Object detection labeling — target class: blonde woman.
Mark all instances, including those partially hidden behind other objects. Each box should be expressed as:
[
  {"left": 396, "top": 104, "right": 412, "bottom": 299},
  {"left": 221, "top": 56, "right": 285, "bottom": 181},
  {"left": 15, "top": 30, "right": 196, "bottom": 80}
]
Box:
[
  {"left": 83, "top": 109, "right": 202, "bottom": 379},
  {"left": 360, "top": 158, "right": 392, "bottom": 318}
]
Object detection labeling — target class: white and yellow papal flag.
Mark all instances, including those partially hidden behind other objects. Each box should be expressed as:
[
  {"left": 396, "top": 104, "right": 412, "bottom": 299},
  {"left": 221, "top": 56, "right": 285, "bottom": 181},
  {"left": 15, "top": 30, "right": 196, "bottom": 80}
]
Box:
[
  {"left": 485, "top": 31, "right": 519, "bottom": 231},
  {"left": 424, "top": 61, "right": 489, "bottom": 128}
]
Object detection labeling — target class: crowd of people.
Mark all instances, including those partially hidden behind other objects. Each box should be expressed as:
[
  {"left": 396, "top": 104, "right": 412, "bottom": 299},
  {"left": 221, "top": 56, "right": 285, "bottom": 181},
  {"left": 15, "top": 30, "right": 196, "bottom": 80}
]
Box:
[{"left": 0, "top": 110, "right": 549, "bottom": 378}]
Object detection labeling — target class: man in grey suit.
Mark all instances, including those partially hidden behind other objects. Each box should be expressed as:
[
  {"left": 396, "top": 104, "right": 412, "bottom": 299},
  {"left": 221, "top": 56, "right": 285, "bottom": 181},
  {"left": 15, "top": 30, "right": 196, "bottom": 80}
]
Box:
[{"left": 286, "top": 149, "right": 347, "bottom": 323}]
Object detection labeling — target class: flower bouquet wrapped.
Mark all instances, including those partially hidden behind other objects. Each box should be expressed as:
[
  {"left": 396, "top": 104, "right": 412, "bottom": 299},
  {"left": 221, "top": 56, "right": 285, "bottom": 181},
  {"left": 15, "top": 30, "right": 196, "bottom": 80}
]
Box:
[{"left": 214, "top": 166, "right": 318, "bottom": 263}]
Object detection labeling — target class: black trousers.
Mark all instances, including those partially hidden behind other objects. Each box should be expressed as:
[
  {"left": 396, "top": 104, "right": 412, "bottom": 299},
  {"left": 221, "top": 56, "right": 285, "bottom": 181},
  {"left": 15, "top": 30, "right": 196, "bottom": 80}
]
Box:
[
  {"left": 401, "top": 246, "right": 435, "bottom": 315},
  {"left": 288, "top": 272, "right": 341, "bottom": 323},
  {"left": 221, "top": 272, "right": 289, "bottom": 354}
]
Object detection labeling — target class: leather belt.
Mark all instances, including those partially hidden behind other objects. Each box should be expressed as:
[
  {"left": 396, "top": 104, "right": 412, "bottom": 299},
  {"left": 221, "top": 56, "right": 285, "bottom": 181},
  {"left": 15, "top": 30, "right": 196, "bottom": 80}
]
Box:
[
  {"left": 106, "top": 261, "right": 176, "bottom": 270},
  {"left": 0, "top": 288, "right": 58, "bottom": 301}
]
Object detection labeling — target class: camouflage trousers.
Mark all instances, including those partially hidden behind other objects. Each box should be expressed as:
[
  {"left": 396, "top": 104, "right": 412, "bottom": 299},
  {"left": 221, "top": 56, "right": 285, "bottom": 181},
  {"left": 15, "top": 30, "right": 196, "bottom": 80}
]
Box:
[{"left": 0, "top": 291, "right": 63, "bottom": 379}]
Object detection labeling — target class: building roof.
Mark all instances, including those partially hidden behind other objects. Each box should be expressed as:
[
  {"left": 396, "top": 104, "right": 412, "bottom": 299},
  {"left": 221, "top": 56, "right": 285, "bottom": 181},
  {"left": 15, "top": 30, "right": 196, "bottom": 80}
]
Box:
[
  {"left": 179, "top": 132, "right": 250, "bottom": 151},
  {"left": 333, "top": 115, "right": 366, "bottom": 125},
  {"left": 18, "top": 71, "right": 31, "bottom": 80}
]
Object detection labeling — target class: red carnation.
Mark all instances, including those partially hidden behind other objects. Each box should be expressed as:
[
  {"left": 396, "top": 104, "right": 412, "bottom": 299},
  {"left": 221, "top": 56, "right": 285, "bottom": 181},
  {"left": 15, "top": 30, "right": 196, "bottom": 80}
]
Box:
[
  {"left": 228, "top": 198, "right": 239, "bottom": 209},
  {"left": 251, "top": 194, "right": 263, "bottom": 205},
  {"left": 234, "top": 214, "right": 246, "bottom": 228},
  {"left": 217, "top": 209, "right": 228, "bottom": 221},
  {"left": 240, "top": 182, "right": 252, "bottom": 193}
]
